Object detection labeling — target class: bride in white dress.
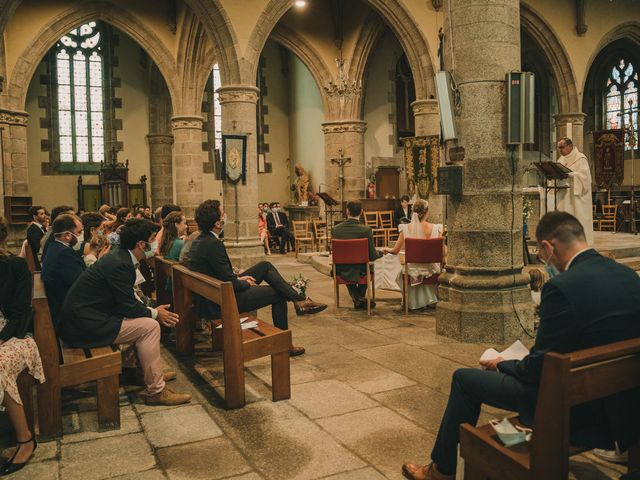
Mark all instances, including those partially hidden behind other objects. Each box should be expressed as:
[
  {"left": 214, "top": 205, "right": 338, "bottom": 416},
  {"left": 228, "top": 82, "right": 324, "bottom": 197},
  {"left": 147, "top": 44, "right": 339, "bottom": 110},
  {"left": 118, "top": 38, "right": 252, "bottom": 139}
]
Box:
[{"left": 376, "top": 199, "right": 443, "bottom": 310}]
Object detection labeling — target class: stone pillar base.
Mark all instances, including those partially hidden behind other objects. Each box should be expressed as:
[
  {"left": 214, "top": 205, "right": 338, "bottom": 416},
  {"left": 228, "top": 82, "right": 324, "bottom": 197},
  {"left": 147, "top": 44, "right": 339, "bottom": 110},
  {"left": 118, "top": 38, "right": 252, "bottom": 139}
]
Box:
[
  {"left": 224, "top": 240, "right": 266, "bottom": 271},
  {"left": 436, "top": 273, "right": 535, "bottom": 343}
]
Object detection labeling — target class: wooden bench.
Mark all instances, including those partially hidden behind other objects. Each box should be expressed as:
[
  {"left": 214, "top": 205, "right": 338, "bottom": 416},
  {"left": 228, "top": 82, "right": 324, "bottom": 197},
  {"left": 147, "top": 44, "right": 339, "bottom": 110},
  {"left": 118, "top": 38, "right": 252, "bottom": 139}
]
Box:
[
  {"left": 32, "top": 274, "right": 122, "bottom": 440},
  {"left": 171, "top": 264, "right": 291, "bottom": 409},
  {"left": 460, "top": 337, "right": 640, "bottom": 479}
]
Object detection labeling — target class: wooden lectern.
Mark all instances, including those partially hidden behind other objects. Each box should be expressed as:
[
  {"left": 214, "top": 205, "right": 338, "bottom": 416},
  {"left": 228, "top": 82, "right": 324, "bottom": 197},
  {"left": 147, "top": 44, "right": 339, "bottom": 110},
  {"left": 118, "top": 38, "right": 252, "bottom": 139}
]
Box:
[{"left": 534, "top": 162, "right": 572, "bottom": 213}]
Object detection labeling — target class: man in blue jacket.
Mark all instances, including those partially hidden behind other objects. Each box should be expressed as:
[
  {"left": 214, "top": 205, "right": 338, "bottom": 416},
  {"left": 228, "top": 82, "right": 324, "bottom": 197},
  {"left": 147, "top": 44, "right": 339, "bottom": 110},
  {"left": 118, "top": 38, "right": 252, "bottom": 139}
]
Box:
[
  {"left": 402, "top": 211, "right": 640, "bottom": 480},
  {"left": 41, "top": 214, "right": 85, "bottom": 331}
]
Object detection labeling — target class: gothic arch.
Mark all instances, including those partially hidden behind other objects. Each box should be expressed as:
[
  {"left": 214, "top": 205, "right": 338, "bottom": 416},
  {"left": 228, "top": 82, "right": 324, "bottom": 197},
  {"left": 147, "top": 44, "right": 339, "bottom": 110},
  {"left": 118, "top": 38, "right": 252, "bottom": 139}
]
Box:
[
  {"left": 583, "top": 21, "right": 640, "bottom": 94},
  {"left": 348, "top": 11, "right": 387, "bottom": 117},
  {"left": 270, "top": 24, "right": 332, "bottom": 115},
  {"left": 245, "top": 0, "right": 435, "bottom": 102},
  {"left": 177, "top": 8, "right": 217, "bottom": 115},
  {"left": 182, "top": 0, "right": 241, "bottom": 86},
  {"left": 6, "top": 2, "right": 180, "bottom": 112},
  {"left": 520, "top": 2, "right": 579, "bottom": 113}
]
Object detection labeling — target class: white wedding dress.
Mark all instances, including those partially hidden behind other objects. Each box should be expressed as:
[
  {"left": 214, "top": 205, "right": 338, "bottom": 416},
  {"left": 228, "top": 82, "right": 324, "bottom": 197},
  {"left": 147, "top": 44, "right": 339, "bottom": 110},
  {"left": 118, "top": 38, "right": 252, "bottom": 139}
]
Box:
[{"left": 374, "top": 213, "right": 443, "bottom": 309}]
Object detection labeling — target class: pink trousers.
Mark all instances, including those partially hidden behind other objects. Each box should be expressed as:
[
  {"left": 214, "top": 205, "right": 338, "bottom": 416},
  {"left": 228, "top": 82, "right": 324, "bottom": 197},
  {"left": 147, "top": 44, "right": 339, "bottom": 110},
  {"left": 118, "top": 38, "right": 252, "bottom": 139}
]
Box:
[{"left": 114, "top": 317, "right": 165, "bottom": 395}]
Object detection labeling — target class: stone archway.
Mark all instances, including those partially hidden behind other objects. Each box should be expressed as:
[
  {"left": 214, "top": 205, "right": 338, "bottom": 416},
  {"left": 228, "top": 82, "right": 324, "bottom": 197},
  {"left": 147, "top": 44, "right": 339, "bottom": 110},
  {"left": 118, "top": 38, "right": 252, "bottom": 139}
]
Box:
[
  {"left": 5, "top": 2, "right": 179, "bottom": 113},
  {"left": 520, "top": 2, "right": 579, "bottom": 113},
  {"left": 244, "top": 0, "right": 435, "bottom": 100}
]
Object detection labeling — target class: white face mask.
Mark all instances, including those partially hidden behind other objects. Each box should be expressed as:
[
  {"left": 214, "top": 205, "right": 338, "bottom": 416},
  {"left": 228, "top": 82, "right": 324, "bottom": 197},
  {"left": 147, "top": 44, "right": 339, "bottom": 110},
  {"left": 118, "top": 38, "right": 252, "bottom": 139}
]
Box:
[
  {"left": 144, "top": 240, "right": 157, "bottom": 259},
  {"left": 72, "top": 232, "right": 84, "bottom": 250}
]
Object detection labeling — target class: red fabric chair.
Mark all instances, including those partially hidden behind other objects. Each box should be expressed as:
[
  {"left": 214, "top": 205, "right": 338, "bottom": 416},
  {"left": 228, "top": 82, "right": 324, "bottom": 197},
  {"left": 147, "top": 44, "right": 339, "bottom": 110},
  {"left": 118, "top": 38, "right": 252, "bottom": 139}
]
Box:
[
  {"left": 331, "top": 238, "right": 376, "bottom": 315},
  {"left": 402, "top": 237, "right": 444, "bottom": 314}
]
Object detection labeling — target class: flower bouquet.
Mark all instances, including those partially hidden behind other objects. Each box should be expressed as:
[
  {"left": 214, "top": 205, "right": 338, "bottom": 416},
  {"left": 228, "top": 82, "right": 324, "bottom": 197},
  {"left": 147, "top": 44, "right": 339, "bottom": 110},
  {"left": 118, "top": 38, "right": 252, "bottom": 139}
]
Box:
[{"left": 291, "top": 274, "right": 310, "bottom": 299}]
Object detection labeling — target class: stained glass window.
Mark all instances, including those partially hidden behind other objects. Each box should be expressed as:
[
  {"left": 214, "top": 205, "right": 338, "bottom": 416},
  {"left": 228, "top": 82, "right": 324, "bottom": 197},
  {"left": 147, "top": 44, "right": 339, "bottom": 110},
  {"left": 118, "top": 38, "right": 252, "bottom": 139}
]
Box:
[
  {"left": 54, "top": 21, "right": 105, "bottom": 163},
  {"left": 212, "top": 64, "right": 222, "bottom": 150},
  {"left": 605, "top": 58, "right": 638, "bottom": 150}
]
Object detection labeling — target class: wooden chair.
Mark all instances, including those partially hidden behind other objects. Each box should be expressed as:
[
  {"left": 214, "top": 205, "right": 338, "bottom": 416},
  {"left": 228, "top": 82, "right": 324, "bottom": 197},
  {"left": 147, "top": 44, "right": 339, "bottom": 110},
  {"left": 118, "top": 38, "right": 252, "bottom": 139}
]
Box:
[
  {"left": 402, "top": 237, "right": 443, "bottom": 314},
  {"left": 331, "top": 238, "right": 376, "bottom": 315},
  {"left": 292, "top": 221, "right": 315, "bottom": 257},
  {"left": 592, "top": 205, "right": 601, "bottom": 231},
  {"left": 33, "top": 274, "right": 121, "bottom": 441},
  {"left": 363, "top": 210, "right": 386, "bottom": 248},
  {"left": 379, "top": 210, "right": 397, "bottom": 245},
  {"left": 460, "top": 337, "right": 640, "bottom": 480},
  {"left": 600, "top": 204, "right": 617, "bottom": 231},
  {"left": 363, "top": 211, "right": 379, "bottom": 229},
  {"left": 171, "top": 264, "right": 291, "bottom": 409},
  {"left": 313, "top": 220, "right": 329, "bottom": 252}
]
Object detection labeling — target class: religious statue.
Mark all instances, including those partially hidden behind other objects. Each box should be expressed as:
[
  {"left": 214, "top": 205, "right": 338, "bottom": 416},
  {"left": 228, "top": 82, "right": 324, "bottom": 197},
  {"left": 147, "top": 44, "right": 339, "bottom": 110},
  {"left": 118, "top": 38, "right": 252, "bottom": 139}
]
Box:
[
  {"left": 367, "top": 174, "right": 376, "bottom": 199},
  {"left": 294, "top": 162, "right": 310, "bottom": 205}
]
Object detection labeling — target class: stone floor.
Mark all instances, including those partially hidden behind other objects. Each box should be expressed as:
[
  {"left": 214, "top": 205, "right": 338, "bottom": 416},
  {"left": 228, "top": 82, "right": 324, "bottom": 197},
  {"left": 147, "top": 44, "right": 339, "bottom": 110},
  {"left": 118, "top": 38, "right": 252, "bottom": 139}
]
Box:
[{"left": 0, "top": 255, "right": 630, "bottom": 480}]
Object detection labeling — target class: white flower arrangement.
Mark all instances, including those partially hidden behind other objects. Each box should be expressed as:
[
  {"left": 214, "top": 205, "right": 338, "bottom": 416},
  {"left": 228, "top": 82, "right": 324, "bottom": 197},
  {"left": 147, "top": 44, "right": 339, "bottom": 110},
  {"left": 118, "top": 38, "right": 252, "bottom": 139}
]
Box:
[{"left": 291, "top": 274, "right": 310, "bottom": 299}]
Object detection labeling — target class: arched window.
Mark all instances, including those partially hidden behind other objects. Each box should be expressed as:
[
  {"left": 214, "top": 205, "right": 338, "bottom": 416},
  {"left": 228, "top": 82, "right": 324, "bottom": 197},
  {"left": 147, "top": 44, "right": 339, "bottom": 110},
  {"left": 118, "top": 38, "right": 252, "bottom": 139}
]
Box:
[
  {"left": 212, "top": 63, "right": 222, "bottom": 150},
  {"left": 605, "top": 58, "right": 638, "bottom": 150},
  {"left": 55, "top": 21, "right": 106, "bottom": 163},
  {"left": 395, "top": 54, "right": 415, "bottom": 145}
]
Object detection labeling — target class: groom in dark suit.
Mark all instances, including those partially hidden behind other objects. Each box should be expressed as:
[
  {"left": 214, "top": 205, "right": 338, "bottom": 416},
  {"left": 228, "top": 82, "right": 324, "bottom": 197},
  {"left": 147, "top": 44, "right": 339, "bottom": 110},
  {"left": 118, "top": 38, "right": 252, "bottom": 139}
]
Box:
[
  {"left": 331, "top": 201, "right": 383, "bottom": 309},
  {"left": 187, "top": 200, "right": 327, "bottom": 357},
  {"left": 402, "top": 211, "right": 640, "bottom": 480}
]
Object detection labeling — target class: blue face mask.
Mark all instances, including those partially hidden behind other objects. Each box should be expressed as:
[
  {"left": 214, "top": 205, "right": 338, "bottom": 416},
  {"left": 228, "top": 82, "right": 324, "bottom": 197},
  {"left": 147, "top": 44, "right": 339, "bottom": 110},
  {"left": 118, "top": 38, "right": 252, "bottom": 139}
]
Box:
[{"left": 544, "top": 264, "right": 560, "bottom": 278}]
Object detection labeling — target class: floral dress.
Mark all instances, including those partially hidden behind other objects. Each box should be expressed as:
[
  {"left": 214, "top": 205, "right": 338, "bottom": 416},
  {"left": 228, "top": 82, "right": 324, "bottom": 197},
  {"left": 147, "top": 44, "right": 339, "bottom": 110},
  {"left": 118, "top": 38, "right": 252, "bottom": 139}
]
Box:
[{"left": 0, "top": 313, "right": 45, "bottom": 410}]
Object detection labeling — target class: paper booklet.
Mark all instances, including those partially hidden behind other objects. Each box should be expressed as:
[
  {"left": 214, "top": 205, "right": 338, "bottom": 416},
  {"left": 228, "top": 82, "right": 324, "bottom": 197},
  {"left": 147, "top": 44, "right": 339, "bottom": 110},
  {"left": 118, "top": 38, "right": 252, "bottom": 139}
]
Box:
[
  {"left": 216, "top": 317, "right": 259, "bottom": 330},
  {"left": 480, "top": 340, "right": 529, "bottom": 363}
]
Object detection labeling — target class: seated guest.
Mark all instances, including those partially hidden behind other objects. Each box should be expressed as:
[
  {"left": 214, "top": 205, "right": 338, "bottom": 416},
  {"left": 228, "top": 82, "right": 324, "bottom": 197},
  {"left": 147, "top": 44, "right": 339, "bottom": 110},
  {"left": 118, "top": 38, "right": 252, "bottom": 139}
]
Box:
[
  {"left": 401, "top": 211, "right": 640, "bottom": 480},
  {"left": 155, "top": 204, "right": 182, "bottom": 254},
  {"left": 266, "top": 202, "right": 294, "bottom": 254},
  {"left": 98, "top": 204, "right": 115, "bottom": 222},
  {"left": 0, "top": 217, "right": 45, "bottom": 475},
  {"left": 188, "top": 200, "right": 327, "bottom": 356},
  {"left": 332, "top": 201, "right": 383, "bottom": 309},
  {"left": 80, "top": 212, "right": 106, "bottom": 256},
  {"left": 41, "top": 214, "right": 85, "bottom": 331},
  {"left": 26, "top": 205, "right": 47, "bottom": 270},
  {"left": 394, "top": 195, "right": 413, "bottom": 226},
  {"left": 41, "top": 205, "right": 75, "bottom": 260},
  {"left": 112, "top": 207, "right": 132, "bottom": 231},
  {"left": 159, "top": 211, "right": 187, "bottom": 262},
  {"left": 60, "top": 219, "right": 191, "bottom": 406},
  {"left": 83, "top": 234, "right": 110, "bottom": 267},
  {"left": 258, "top": 203, "right": 271, "bottom": 256}
]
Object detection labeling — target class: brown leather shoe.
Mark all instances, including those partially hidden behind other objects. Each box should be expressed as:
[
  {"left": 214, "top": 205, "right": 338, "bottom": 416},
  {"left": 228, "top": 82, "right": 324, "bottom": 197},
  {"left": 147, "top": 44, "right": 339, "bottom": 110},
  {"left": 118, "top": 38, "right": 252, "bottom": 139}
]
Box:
[
  {"left": 294, "top": 298, "right": 327, "bottom": 315},
  {"left": 144, "top": 387, "right": 192, "bottom": 406},
  {"left": 289, "top": 346, "right": 306, "bottom": 357},
  {"left": 401, "top": 462, "right": 454, "bottom": 480}
]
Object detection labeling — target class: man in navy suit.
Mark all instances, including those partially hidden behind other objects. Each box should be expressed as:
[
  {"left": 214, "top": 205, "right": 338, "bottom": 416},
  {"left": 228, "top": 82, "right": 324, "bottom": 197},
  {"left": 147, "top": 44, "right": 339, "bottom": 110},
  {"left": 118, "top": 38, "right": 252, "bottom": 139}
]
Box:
[
  {"left": 402, "top": 211, "right": 640, "bottom": 480},
  {"left": 41, "top": 214, "right": 85, "bottom": 331},
  {"left": 26, "top": 205, "right": 47, "bottom": 270},
  {"left": 266, "top": 201, "right": 295, "bottom": 254}
]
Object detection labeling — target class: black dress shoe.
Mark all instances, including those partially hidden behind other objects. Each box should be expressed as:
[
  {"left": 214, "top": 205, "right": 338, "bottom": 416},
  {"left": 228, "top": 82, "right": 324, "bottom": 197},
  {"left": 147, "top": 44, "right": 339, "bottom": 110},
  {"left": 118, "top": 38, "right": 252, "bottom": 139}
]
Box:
[
  {"left": 0, "top": 437, "right": 37, "bottom": 476},
  {"left": 354, "top": 300, "right": 376, "bottom": 310}
]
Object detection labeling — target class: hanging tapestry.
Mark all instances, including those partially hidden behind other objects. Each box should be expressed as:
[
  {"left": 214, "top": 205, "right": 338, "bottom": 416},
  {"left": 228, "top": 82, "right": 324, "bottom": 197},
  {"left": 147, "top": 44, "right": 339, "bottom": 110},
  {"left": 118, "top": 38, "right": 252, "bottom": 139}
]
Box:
[
  {"left": 403, "top": 135, "right": 440, "bottom": 198},
  {"left": 593, "top": 129, "right": 624, "bottom": 187},
  {"left": 222, "top": 134, "right": 247, "bottom": 184}
]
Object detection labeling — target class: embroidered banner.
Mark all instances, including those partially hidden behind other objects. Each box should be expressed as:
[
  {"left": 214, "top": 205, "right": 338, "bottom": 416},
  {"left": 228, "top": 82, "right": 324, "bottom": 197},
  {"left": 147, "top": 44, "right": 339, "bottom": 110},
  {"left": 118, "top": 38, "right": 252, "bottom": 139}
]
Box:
[
  {"left": 222, "top": 134, "right": 247, "bottom": 184},
  {"left": 593, "top": 129, "right": 624, "bottom": 187}
]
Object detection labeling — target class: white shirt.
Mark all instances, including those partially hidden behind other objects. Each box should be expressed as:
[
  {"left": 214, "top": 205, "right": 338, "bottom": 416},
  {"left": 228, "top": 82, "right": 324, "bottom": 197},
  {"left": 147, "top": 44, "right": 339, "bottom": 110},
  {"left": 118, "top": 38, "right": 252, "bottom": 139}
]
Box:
[
  {"left": 565, "top": 247, "right": 593, "bottom": 271},
  {"left": 210, "top": 230, "right": 220, "bottom": 239},
  {"left": 128, "top": 250, "right": 158, "bottom": 320},
  {"left": 32, "top": 221, "right": 46, "bottom": 233}
]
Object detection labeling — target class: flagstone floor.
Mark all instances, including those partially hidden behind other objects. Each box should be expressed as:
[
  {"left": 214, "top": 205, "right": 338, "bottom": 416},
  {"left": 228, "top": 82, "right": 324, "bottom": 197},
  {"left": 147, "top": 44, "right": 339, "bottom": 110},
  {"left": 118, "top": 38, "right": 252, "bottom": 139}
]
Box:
[{"left": 0, "top": 255, "right": 628, "bottom": 479}]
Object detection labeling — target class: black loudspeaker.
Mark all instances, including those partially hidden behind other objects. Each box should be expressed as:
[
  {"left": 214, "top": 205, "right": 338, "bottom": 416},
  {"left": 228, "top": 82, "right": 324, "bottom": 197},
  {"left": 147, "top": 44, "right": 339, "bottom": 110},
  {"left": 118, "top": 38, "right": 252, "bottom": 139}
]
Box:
[
  {"left": 506, "top": 72, "right": 535, "bottom": 145},
  {"left": 437, "top": 165, "right": 463, "bottom": 196}
]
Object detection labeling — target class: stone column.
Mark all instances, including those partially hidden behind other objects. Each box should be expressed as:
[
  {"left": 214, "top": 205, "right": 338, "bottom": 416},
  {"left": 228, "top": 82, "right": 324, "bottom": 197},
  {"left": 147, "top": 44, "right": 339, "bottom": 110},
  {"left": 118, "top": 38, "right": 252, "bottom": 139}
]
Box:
[
  {"left": 147, "top": 134, "right": 174, "bottom": 209},
  {"left": 412, "top": 99, "right": 444, "bottom": 223},
  {"left": 436, "top": 0, "right": 534, "bottom": 343},
  {"left": 321, "top": 120, "right": 367, "bottom": 205},
  {"left": 554, "top": 112, "right": 586, "bottom": 153},
  {"left": 171, "top": 115, "right": 204, "bottom": 218},
  {"left": 0, "top": 108, "right": 29, "bottom": 199},
  {"left": 218, "top": 85, "right": 264, "bottom": 270}
]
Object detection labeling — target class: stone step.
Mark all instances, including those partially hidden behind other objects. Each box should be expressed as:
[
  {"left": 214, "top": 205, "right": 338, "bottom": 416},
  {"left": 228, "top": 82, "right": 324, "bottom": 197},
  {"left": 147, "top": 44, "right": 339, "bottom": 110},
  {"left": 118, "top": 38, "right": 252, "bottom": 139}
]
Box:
[{"left": 617, "top": 256, "right": 640, "bottom": 271}]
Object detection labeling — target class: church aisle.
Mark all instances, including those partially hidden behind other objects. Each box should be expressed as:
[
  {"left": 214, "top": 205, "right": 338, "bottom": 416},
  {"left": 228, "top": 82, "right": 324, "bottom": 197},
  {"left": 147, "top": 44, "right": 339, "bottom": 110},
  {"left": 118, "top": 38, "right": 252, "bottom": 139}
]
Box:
[{"left": 0, "top": 254, "right": 627, "bottom": 479}]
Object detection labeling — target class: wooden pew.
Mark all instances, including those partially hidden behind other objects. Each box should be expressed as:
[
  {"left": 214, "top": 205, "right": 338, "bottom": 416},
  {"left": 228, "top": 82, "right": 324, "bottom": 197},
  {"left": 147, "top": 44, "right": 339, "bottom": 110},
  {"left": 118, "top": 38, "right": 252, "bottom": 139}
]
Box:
[
  {"left": 460, "top": 337, "right": 640, "bottom": 479},
  {"left": 32, "top": 274, "right": 122, "bottom": 441},
  {"left": 152, "top": 255, "right": 176, "bottom": 309},
  {"left": 171, "top": 264, "right": 291, "bottom": 409}
]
